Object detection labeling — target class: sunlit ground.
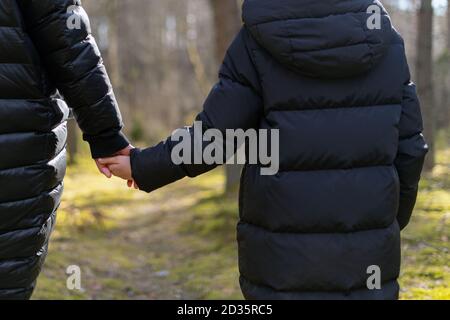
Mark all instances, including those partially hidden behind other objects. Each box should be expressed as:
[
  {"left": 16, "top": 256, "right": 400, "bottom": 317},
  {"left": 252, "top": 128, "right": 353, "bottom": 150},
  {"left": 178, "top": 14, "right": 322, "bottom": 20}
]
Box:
[{"left": 33, "top": 137, "right": 449, "bottom": 300}]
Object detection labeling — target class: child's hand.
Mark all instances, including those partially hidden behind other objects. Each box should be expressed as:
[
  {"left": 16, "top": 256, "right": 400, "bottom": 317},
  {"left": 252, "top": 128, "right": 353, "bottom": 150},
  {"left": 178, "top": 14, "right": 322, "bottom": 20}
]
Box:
[{"left": 98, "top": 156, "right": 139, "bottom": 189}]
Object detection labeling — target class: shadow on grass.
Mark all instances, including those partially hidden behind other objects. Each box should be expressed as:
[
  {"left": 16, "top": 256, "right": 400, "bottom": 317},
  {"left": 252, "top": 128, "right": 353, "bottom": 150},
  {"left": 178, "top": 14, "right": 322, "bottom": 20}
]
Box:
[{"left": 179, "top": 193, "right": 238, "bottom": 244}]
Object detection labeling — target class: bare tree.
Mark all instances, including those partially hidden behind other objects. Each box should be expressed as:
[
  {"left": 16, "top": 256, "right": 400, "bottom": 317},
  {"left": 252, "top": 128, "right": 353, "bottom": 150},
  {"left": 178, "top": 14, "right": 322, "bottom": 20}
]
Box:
[
  {"left": 211, "top": 0, "right": 241, "bottom": 63},
  {"left": 438, "top": 1, "right": 450, "bottom": 132},
  {"left": 416, "top": 0, "right": 435, "bottom": 170},
  {"left": 210, "top": 0, "right": 243, "bottom": 193},
  {"left": 448, "top": 0, "right": 450, "bottom": 49},
  {"left": 67, "top": 118, "right": 79, "bottom": 164}
]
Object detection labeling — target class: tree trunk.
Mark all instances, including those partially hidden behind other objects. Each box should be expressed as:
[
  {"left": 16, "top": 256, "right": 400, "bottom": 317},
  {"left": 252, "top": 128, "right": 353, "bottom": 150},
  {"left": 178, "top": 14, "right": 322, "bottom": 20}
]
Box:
[
  {"left": 67, "top": 118, "right": 79, "bottom": 165},
  {"left": 211, "top": 0, "right": 241, "bottom": 62},
  {"left": 441, "top": 0, "right": 450, "bottom": 133},
  {"left": 105, "top": 0, "right": 121, "bottom": 87},
  {"left": 447, "top": 0, "right": 450, "bottom": 50},
  {"left": 416, "top": 0, "right": 435, "bottom": 171},
  {"left": 210, "top": 0, "right": 243, "bottom": 193}
]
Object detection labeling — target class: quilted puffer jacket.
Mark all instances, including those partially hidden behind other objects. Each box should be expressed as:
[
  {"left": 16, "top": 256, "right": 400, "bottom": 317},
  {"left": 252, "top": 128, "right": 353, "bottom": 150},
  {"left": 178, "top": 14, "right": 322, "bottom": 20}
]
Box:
[
  {"left": 131, "top": 0, "right": 428, "bottom": 300},
  {"left": 0, "top": 0, "right": 128, "bottom": 299}
]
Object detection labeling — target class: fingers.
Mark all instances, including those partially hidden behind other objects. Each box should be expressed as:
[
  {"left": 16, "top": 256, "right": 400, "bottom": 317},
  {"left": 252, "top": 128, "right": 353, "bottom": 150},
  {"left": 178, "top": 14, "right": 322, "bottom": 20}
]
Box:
[
  {"left": 97, "top": 162, "right": 138, "bottom": 190},
  {"left": 127, "top": 180, "right": 139, "bottom": 190},
  {"left": 98, "top": 157, "right": 121, "bottom": 165},
  {"left": 101, "top": 167, "right": 112, "bottom": 178},
  {"left": 95, "top": 160, "right": 112, "bottom": 178},
  {"left": 116, "top": 145, "right": 134, "bottom": 156},
  {"left": 96, "top": 155, "right": 134, "bottom": 185},
  {"left": 108, "top": 164, "right": 122, "bottom": 175}
]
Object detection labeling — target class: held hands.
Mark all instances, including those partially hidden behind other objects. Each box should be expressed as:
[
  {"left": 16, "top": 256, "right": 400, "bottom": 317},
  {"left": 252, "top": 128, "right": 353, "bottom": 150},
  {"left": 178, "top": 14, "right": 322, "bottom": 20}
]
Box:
[
  {"left": 95, "top": 145, "right": 139, "bottom": 189},
  {"left": 98, "top": 156, "right": 139, "bottom": 189}
]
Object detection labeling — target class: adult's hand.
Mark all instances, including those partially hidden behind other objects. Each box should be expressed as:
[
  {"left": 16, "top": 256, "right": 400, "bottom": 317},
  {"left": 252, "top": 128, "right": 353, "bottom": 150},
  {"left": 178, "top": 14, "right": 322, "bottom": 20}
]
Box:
[{"left": 95, "top": 145, "right": 134, "bottom": 178}]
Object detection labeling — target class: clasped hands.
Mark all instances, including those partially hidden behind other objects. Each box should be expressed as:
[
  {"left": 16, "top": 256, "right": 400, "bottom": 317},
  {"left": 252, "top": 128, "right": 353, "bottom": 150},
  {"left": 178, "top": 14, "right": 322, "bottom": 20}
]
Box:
[{"left": 94, "top": 145, "right": 139, "bottom": 189}]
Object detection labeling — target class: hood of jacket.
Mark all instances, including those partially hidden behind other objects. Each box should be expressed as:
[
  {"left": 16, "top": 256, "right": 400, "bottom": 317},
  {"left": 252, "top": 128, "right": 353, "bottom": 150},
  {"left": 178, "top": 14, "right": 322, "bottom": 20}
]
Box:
[{"left": 242, "top": 0, "right": 394, "bottom": 78}]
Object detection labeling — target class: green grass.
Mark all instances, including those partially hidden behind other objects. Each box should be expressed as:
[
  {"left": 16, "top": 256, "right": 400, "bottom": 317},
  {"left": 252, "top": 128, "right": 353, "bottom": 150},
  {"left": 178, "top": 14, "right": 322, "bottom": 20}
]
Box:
[
  {"left": 398, "top": 144, "right": 450, "bottom": 300},
  {"left": 32, "top": 145, "right": 449, "bottom": 300}
]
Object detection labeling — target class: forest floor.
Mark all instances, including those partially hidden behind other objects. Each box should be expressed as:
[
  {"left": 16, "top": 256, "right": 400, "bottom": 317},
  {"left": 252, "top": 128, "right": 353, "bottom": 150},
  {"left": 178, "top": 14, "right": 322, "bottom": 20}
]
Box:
[{"left": 33, "top": 142, "right": 449, "bottom": 300}]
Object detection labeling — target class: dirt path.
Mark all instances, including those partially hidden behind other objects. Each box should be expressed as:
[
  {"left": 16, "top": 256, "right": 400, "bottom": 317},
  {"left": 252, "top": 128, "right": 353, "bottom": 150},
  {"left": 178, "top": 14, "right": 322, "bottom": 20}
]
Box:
[{"left": 33, "top": 167, "right": 242, "bottom": 300}]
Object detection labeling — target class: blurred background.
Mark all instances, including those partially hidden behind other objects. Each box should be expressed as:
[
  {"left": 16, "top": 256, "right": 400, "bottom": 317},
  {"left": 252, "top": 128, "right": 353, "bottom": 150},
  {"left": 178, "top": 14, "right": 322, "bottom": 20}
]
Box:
[{"left": 33, "top": 0, "right": 449, "bottom": 300}]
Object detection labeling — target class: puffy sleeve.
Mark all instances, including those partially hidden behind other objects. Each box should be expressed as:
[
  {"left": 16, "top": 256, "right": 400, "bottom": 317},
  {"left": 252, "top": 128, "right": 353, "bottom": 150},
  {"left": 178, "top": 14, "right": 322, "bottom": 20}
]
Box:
[
  {"left": 131, "top": 28, "right": 264, "bottom": 192},
  {"left": 19, "top": 0, "right": 129, "bottom": 158}
]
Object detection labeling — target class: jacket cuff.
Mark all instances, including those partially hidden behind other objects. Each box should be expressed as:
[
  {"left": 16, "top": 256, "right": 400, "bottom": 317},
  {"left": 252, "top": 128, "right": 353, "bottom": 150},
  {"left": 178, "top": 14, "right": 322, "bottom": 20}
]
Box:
[
  {"left": 130, "top": 143, "right": 187, "bottom": 193},
  {"left": 85, "top": 131, "right": 130, "bottom": 159}
]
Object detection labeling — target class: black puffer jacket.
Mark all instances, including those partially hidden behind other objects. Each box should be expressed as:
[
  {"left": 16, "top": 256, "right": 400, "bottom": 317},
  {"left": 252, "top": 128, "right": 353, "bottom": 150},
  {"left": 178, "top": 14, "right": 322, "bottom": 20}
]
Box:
[
  {"left": 131, "top": 0, "right": 428, "bottom": 299},
  {"left": 0, "top": 0, "right": 128, "bottom": 299}
]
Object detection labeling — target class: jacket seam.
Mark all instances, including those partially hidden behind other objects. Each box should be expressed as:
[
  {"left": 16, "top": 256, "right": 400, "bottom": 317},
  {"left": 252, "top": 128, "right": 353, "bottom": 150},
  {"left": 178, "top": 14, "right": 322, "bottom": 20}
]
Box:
[
  {"left": 238, "top": 219, "right": 397, "bottom": 236},
  {"left": 265, "top": 102, "right": 401, "bottom": 115},
  {"left": 240, "top": 275, "right": 399, "bottom": 295},
  {"left": 247, "top": 10, "right": 370, "bottom": 27}
]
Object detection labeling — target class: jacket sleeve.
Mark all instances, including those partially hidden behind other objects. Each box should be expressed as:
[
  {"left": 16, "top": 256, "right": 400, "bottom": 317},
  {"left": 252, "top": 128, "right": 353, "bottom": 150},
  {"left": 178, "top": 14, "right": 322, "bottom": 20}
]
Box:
[
  {"left": 395, "top": 75, "right": 428, "bottom": 230},
  {"left": 18, "top": 0, "right": 129, "bottom": 158},
  {"left": 131, "top": 28, "right": 263, "bottom": 193}
]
